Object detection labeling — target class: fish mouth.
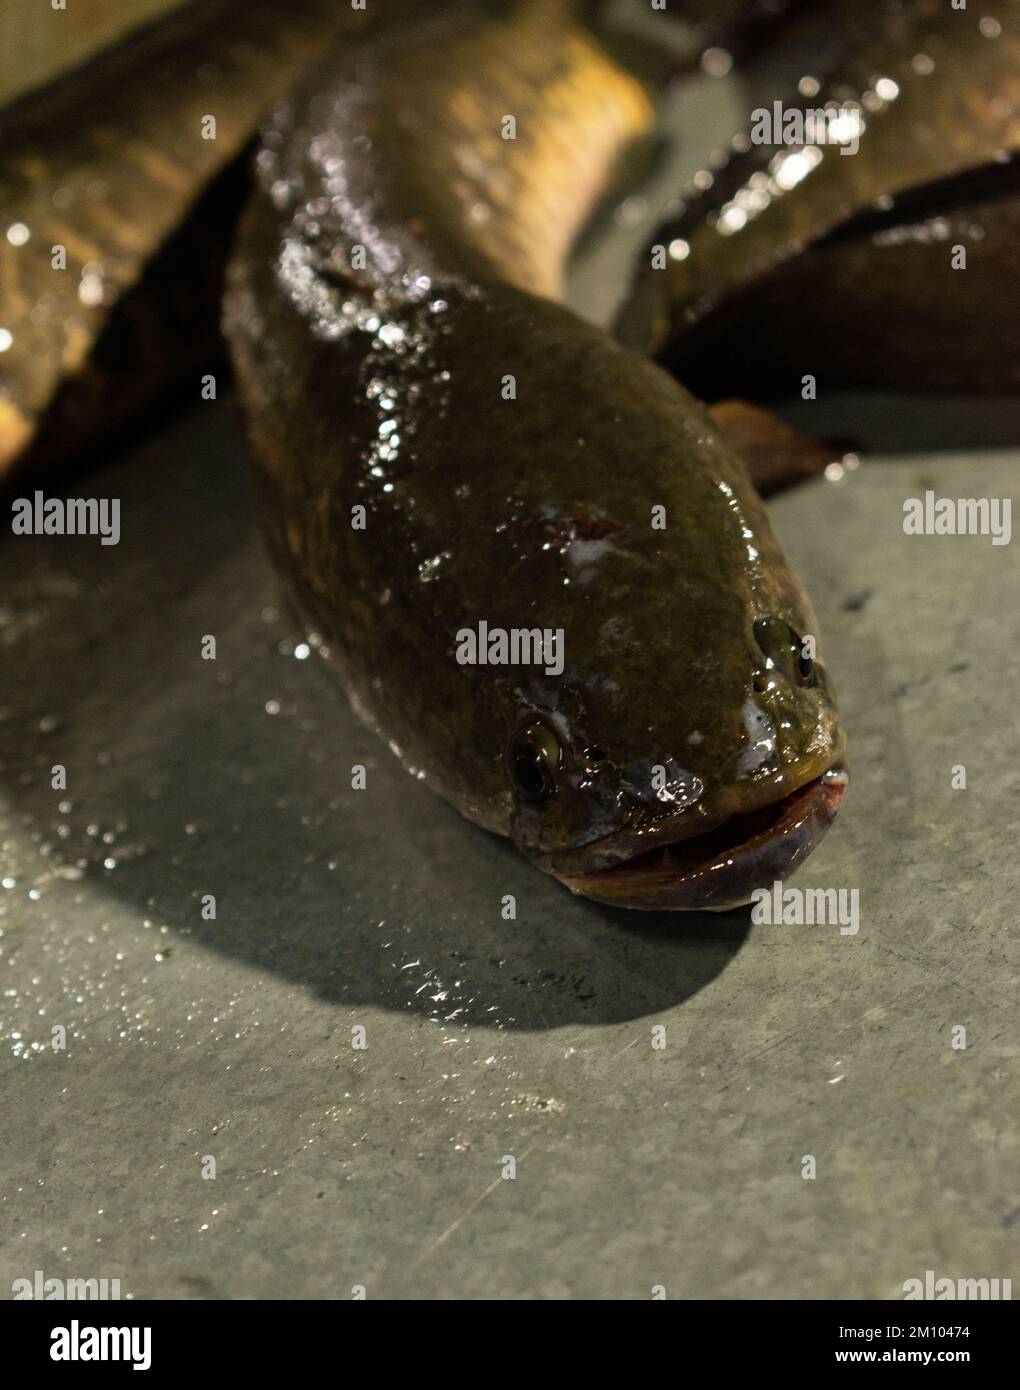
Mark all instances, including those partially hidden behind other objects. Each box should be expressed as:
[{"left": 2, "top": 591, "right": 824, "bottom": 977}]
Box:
[{"left": 548, "top": 764, "right": 848, "bottom": 912}]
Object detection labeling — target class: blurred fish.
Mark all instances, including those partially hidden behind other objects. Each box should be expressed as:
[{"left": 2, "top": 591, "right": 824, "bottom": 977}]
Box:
[
  {"left": 618, "top": 0, "right": 1020, "bottom": 395},
  {"left": 0, "top": 0, "right": 387, "bottom": 473}
]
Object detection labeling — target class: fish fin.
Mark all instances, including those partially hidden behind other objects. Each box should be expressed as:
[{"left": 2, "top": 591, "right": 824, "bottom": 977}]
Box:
[{"left": 707, "top": 399, "right": 837, "bottom": 496}]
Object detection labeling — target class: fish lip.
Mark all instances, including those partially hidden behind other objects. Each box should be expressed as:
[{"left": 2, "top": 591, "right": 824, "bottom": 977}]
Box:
[
  {"left": 543, "top": 761, "right": 848, "bottom": 912},
  {"left": 534, "top": 741, "right": 846, "bottom": 878}
]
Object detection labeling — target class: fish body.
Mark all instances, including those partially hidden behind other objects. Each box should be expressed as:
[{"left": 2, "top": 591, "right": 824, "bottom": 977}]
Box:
[
  {"left": 662, "top": 166, "right": 1020, "bottom": 397},
  {"left": 1, "top": 0, "right": 193, "bottom": 109},
  {"left": 0, "top": 0, "right": 384, "bottom": 473},
  {"left": 225, "top": 0, "right": 847, "bottom": 909},
  {"left": 618, "top": 0, "right": 1020, "bottom": 393}
]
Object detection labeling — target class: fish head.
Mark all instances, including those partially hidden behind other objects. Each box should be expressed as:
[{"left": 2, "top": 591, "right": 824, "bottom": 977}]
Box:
[
  {"left": 495, "top": 352, "right": 848, "bottom": 911},
  {"left": 232, "top": 264, "right": 847, "bottom": 912}
]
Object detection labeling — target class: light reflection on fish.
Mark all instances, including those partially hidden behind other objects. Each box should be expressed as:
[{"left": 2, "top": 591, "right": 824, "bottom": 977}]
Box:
[
  {"left": 8, "top": 0, "right": 1017, "bottom": 908},
  {"left": 225, "top": 0, "right": 849, "bottom": 911},
  {"left": 619, "top": 0, "right": 1020, "bottom": 395}
]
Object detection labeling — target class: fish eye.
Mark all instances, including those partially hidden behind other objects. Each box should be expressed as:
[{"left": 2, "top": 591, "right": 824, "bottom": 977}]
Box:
[
  {"left": 753, "top": 617, "right": 817, "bottom": 689},
  {"left": 509, "top": 721, "right": 561, "bottom": 802},
  {"left": 795, "top": 647, "right": 816, "bottom": 687}
]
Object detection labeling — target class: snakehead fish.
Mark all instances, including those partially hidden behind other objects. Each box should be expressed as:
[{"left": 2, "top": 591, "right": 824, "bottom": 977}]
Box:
[
  {"left": 224, "top": 0, "right": 849, "bottom": 910},
  {"left": 0, "top": 0, "right": 386, "bottom": 473},
  {"left": 619, "top": 0, "right": 1020, "bottom": 395}
]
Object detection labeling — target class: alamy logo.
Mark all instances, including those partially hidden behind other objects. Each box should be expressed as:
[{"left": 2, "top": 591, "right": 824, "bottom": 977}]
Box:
[
  {"left": 12, "top": 1269, "right": 122, "bottom": 1299},
  {"left": 455, "top": 621, "right": 564, "bottom": 676},
  {"left": 751, "top": 880, "right": 859, "bottom": 936},
  {"left": 50, "top": 1320, "right": 151, "bottom": 1371},
  {"left": 11, "top": 490, "right": 120, "bottom": 545},
  {"left": 902, "top": 491, "right": 1011, "bottom": 545},
  {"left": 903, "top": 1270, "right": 1012, "bottom": 1300},
  {"left": 749, "top": 99, "right": 865, "bottom": 155}
]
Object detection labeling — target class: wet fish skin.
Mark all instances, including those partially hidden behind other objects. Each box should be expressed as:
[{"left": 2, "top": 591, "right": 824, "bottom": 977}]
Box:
[
  {"left": 0, "top": 0, "right": 387, "bottom": 474},
  {"left": 664, "top": 169, "right": 1020, "bottom": 399},
  {"left": 225, "top": 0, "right": 846, "bottom": 904},
  {"left": 618, "top": 0, "right": 1020, "bottom": 391},
  {"left": 0, "top": 0, "right": 817, "bottom": 478}
]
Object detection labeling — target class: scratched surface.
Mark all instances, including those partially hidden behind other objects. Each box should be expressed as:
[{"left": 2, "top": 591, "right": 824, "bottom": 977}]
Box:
[{"left": 0, "top": 398, "right": 1017, "bottom": 1299}]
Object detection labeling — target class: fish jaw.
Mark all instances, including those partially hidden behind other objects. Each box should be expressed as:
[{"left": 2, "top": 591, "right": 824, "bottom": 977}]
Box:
[{"left": 546, "top": 765, "right": 848, "bottom": 912}]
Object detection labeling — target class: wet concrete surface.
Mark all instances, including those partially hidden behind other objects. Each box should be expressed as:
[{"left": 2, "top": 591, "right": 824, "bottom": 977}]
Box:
[{"left": 0, "top": 398, "right": 1016, "bottom": 1299}]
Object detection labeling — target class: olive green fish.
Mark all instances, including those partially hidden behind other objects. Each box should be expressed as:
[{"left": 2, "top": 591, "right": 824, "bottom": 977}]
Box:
[{"left": 225, "top": 0, "right": 848, "bottom": 911}]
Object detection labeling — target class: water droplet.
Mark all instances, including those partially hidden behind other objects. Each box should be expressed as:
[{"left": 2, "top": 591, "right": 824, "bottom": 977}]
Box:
[{"left": 700, "top": 47, "right": 733, "bottom": 78}]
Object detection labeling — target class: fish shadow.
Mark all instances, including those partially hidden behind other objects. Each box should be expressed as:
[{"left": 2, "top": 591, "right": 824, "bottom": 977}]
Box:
[{"left": 0, "top": 403, "right": 750, "bottom": 1030}]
